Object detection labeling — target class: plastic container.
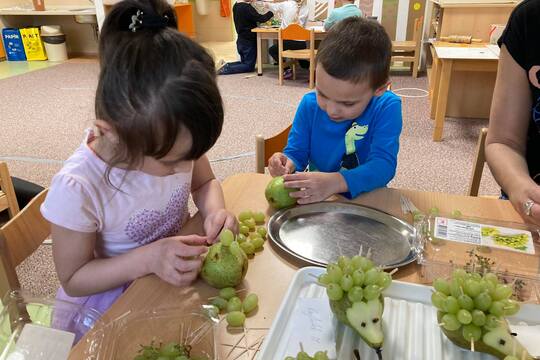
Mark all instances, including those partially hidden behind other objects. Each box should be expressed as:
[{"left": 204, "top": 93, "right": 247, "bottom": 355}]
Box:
[
  {"left": 1, "top": 29, "right": 26, "bottom": 61},
  {"left": 95, "top": 309, "right": 217, "bottom": 359},
  {"left": 0, "top": 290, "right": 103, "bottom": 360},
  {"left": 40, "top": 26, "right": 67, "bottom": 62},
  {"left": 414, "top": 212, "right": 540, "bottom": 303}
]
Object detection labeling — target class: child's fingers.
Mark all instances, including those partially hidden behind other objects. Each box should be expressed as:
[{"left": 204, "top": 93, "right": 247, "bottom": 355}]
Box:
[
  {"left": 174, "top": 257, "right": 203, "bottom": 273},
  {"left": 177, "top": 270, "right": 199, "bottom": 286},
  {"left": 178, "top": 234, "right": 209, "bottom": 246},
  {"left": 289, "top": 188, "right": 313, "bottom": 199},
  {"left": 175, "top": 242, "right": 208, "bottom": 257},
  {"left": 224, "top": 215, "right": 238, "bottom": 234},
  {"left": 283, "top": 180, "right": 309, "bottom": 189}
]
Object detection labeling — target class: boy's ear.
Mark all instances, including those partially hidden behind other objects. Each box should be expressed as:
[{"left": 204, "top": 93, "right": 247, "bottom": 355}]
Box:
[
  {"left": 374, "top": 81, "right": 391, "bottom": 97},
  {"left": 94, "top": 119, "right": 119, "bottom": 144}
]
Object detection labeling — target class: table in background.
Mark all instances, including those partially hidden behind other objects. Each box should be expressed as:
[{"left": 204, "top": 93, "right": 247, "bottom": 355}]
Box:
[
  {"left": 251, "top": 25, "right": 326, "bottom": 76},
  {"left": 69, "top": 172, "right": 528, "bottom": 359},
  {"left": 429, "top": 42, "right": 499, "bottom": 141}
]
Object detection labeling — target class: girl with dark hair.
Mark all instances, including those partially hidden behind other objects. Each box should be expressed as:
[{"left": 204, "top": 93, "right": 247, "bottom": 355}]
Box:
[{"left": 40, "top": 0, "right": 236, "bottom": 327}]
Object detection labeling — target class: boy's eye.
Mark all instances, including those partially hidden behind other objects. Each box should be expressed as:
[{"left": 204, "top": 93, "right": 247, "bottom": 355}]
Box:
[{"left": 343, "top": 102, "right": 356, "bottom": 107}]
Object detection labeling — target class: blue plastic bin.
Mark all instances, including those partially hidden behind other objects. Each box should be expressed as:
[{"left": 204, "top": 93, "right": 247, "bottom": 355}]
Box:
[{"left": 2, "top": 28, "right": 27, "bottom": 61}]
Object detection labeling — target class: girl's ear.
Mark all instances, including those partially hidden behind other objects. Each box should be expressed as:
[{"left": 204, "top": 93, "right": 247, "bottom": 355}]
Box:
[{"left": 94, "top": 119, "right": 119, "bottom": 144}]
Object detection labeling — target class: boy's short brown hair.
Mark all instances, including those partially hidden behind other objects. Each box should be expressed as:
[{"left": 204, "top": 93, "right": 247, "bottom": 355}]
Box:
[{"left": 317, "top": 17, "right": 392, "bottom": 89}]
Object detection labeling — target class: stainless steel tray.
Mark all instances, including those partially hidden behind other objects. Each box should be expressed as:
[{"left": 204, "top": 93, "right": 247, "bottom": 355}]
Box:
[{"left": 267, "top": 202, "right": 417, "bottom": 269}]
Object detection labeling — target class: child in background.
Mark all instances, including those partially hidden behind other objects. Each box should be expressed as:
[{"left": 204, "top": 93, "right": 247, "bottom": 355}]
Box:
[
  {"left": 268, "top": 17, "right": 402, "bottom": 203},
  {"left": 324, "top": 0, "right": 362, "bottom": 30},
  {"left": 41, "top": 0, "right": 237, "bottom": 326},
  {"left": 218, "top": 0, "right": 274, "bottom": 75}
]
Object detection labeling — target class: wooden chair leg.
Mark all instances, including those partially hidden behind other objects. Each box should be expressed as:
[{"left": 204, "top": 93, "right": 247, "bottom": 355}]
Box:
[
  {"left": 278, "top": 55, "right": 283, "bottom": 86},
  {"left": 309, "top": 60, "right": 315, "bottom": 89},
  {"left": 292, "top": 62, "right": 296, "bottom": 81},
  {"left": 413, "top": 51, "right": 420, "bottom": 78}
]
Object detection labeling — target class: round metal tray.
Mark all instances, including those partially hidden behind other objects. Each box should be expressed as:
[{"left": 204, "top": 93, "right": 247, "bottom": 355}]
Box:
[{"left": 267, "top": 202, "right": 417, "bottom": 269}]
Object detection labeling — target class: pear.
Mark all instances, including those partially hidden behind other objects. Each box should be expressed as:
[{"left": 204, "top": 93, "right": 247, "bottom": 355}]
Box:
[
  {"left": 437, "top": 312, "right": 533, "bottom": 360},
  {"left": 200, "top": 240, "right": 248, "bottom": 289},
  {"left": 265, "top": 176, "right": 296, "bottom": 209}
]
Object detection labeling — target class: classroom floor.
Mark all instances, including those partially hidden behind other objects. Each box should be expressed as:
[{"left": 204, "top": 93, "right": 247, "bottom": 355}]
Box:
[{"left": 0, "top": 44, "right": 499, "bottom": 298}]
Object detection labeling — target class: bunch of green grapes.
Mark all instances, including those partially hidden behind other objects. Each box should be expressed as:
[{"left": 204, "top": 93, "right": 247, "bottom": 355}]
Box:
[
  {"left": 236, "top": 210, "right": 267, "bottom": 256},
  {"left": 284, "top": 350, "right": 329, "bottom": 360},
  {"left": 133, "top": 341, "right": 209, "bottom": 360},
  {"left": 318, "top": 255, "right": 392, "bottom": 303},
  {"left": 431, "top": 269, "right": 520, "bottom": 341},
  {"left": 207, "top": 287, "right": 259, "bottom": 328}
]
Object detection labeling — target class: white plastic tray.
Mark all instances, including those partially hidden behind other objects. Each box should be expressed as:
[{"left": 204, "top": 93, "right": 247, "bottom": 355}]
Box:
[{"left": 258, "top": 267, "right": 540, "bottom": 360}]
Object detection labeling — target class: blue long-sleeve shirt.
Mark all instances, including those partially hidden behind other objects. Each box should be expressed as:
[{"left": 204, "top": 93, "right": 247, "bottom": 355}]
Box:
[{"left": 283, "top": 91, "right": 402, "bottom": 198}]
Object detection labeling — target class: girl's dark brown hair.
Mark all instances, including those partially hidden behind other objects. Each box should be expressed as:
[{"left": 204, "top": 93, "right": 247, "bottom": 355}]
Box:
[{"left": 96, "top": 0, "right": 223, "bottom": 182}]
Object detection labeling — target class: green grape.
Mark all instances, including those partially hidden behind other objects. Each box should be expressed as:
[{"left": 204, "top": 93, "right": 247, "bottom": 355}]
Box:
[
  {"left": 236, "top": 234, "right": 247, "bottom": 243},
  {"left": 364, "top": 284, "right": 381, "bottom": 300},
  {"left": 242, "top": 293, "right": 259, "bottom": 314},
  {"left": 226, "top": 311, "right": 246, "bottom": 327},
  {"left": 284, "top": 357, "right": 296, "bottom": 360},
  {"left": 489, "top": 301, "right": 505, "bottom": 317},
  {"left": 352, "top": 269, "right": 365, "bottom": 286},
  {"left": 251, "top": 237, "right": 264, "bottom": 251},
  {"left": 249, "top": 232, "right": 262, "bottom": 240},
  {"left": 326, "top": 283, "right": 344, "bottom": 301},
  {"left": 240, "top": 241, "right": 255, "bottom": 255},
  {"left": 464, "top": 279, "right": 482, "bottom": 298},
  {"left": 485, "top": 314, "right": 502, "bottom": 329},
  {"left": 220, "top": 229, "right": 234, "bottom": 246},
  {"left": 474, "top": 292, "right": 493, "bottom": 311},
  {"left": 492, "top": 284, "right": 513, "bottom": 300},
  {"left": 160, "top": 342, "right": 181, "bottom": 357},
  {"left": 297, "top": 352, "right": 311, "bottom": 360},
  {"left": 253, "top": 212, "right": 265, "bottom": 224},
  {"left": 462, "top": 324, "right": 481, "bottom": 342},
  {"left": 471, "top": 309, "right": 486, "bottom": 327},
  {"left": 227, "top": 296, "right": 243, "bottom": 312},
  {"left": 340, "top": 274, "right": 354, "bottom": 292},
  {"left": 256, "top": 227, "right": 267, "bottom": 237},
  {"left": 433, "top": 278, "right": 450, "bottom": 295},
  {"left": 348, "top": 286, "right": 364, "bottom": 302},
  {"left": 470, "top": 272, "right": 482, "bottom": 281},
  {"left": 451, "top": 209, "right": 462, "bottom": 218},
  {"left": 429, "top": 207, "right": 440, "bottom": 216},
  {"left": 338, "top": 255, "right": 351, "bottom": 269},
  {"left": 431, "top": 291, "right": 447, "bottom": 311},
  {"left": 503, "top": 356, "right": 519, "bottom": 360},
  {"left": 502, "top": 299, "right": 520, "bottom": 316},
  {"left": 351, "top": 255, "right": 363, "bottom": 269},
  {"left": 203, "top": 305, "right": 220, "bottom": 318},
  {"left": 484, "top": 279, "right": 496, "bottom": 294},
  {"left": 211, "top": 297, "right": 228, "bottom": 311},
  {"left": 378, "top": 272, "right": 392, "bottom": 290},
  {"left": 483, "top": 272, "right": 498, "bottom": 285},
  {"left": 318, "top": 273, "right": 332, "bottom": 285},
  {"left": 239, "top": 225, "right": 249, "bottom": 235},
  {"left": 313, "top": 351, "right": 329, "bottom": 360},
  {"left": 244, "top": 218, "right": 256, "bottom": 230},
  {"left": 341, "top": 264, "right": 355, "bottom": 276},
  {"left": 219, "top": 287, "right": 236, "bottom": 300},
  {"left": 457, "top": 294, "right": 474, "bottom": 311},
  {"left": 359, "top": 257, "right": 374, "bottom": 271},
  {"left": 441, "top": 313, "right": 461, "bottom": 331},
  {"left": 364, "top": 268, "right": 380, "bottom": 286},
  {"left": 450, "top": 278, "right": 463, "bottom": 298},
  {"left": 457, "top": 309, "right": 472, "bottom": 325},
  {"left": 327, "top": 264, "right": 343, "bottom": 283},
  {"left": 444, "top": 296, "right": 460, "bottom": 314},
  {"left": 452, "top": 268, "right": 468, "bottom": 280},
  {"left": 238, "top": 211, "right": 253, "bottom": 222}
]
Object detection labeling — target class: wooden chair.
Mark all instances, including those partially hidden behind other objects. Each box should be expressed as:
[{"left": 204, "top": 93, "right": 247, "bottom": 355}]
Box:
[
  {"left": 0, "top": 189, "right": 49, "bottom": 297},
  {"left": 278, "top": 24, "right": 317, "bottom": 89},
  {"left": 255, "top": 125, "right": 292, "bottom": 173},
  {"left": 0, "top": 162, "right": 20, "bottom": 219},
  {"left": 391, "top": 17, "right": 423, "bottom": 78},
  {"left": 468, "top": 128, "right": 488, "bottom": 197}
]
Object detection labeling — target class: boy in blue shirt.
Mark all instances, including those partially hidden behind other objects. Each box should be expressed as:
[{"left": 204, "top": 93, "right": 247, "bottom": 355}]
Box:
[
  {"left": 268, "top": 17, "right": 402, "bottom": 204},
  {"left": 324, "top": 0, "right": 362, "bottom": 30}
]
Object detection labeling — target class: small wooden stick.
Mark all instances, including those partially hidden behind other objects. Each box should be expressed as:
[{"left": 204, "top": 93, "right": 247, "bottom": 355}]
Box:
[
  {"left": 225, "top": 333, "right": 246, "bottom": 359},
  {"left": 471, "top": 339, "right": 475, "bottom": 352},
  {"left": 244, "top": 326, "right": 250, "bottom": 360},
  {"left": 389, "top": 268, "right": 399, "bottom": 276},
  {"left": 300, "top": 342, "right": 305, "bottom": 352},
  {"left": 250, "top": 337, "right": 265, "bottom": 360},
  {"left": 359, "top": 244, "right": 364, "bottom": 257},
  {"left": 230, "top": 337, "right": 265, "bottom": 360},
  {"left": 366, "top": 247, "right": 372, "bottom": 259},
  {"left": 521, "top": 349, "right": 526, "bottom": 360},
  {"left": 438, "top": 323, "right": 445, "bottom": 327},
  {"left": 180, "top": 323, "right": 185, "bottom": 344}
]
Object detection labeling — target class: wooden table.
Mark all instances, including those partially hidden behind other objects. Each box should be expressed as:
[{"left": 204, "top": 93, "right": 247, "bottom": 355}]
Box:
[
  {"left": 251, "top": 26, "right": 327, "bottom": 76},
  {"left": 70, "top": 172, "right": 532, "bottom": 359},
  {"left": 429, "top": 42, "right": 499, "bottom": 141}
]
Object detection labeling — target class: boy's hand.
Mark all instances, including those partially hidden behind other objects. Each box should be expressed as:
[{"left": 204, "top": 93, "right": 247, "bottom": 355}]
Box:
[
  {"left": 146, "top": 235, "right": 208, "bottom": 287},
  {"left": 284, "top": 172, "right": 348, "bottom": 204},
  {"left": 268, "top": 152, "right": 296, "bottom": 177},
  {"left": 203, "top": 209, "right": 238, "bottom": 244}
]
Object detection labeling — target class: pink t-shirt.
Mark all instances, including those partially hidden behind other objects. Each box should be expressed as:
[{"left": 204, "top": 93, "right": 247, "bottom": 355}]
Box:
[{"left": 41, "top": 131, "right": 193, "bottom": 258}]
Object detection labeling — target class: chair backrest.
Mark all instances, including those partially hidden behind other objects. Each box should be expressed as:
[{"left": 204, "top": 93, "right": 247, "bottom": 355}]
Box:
[
  {"left": 280, "top": 23, "right": 312, "bottom": 41},
  {"left": 0, "top": 162, "right": 20, "bottom": 219},
  {"left": 468, "top": 128, "right": 488, "bottom": 196},
  {"left": 255, "top": 125, "right": 293, "bottom": 173},
  {"left": 307, "top": 0, "right": 334, "bottom": 21},
  {"left": 413, "top": 16, "right": 423, "bottom": 48},
  {"left": 0, "top": 189, "right": 49, "bottom": 296}
]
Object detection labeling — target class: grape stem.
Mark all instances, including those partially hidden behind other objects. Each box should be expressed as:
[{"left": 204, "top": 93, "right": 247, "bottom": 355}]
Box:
[
  {"left": 470, "top": 339, "right": 475, "bottom": 352},
  {"left": 389, "top": 268, "right": 398, "bottom": 276}
]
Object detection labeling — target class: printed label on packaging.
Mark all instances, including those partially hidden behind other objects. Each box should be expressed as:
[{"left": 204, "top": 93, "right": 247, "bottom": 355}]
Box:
[{"left": 434, "top": 217, "right": 535, "bottom": 255}]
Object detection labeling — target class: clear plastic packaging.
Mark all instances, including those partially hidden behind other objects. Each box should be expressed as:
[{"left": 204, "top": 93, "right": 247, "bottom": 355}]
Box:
[
  {"left": 415, "top": 212, "right": 540, "bottom": 303},
  {"left": 0, "top": 290, "right": 103, "bottom": 359},
  {"left": 95, "top": 309, "right": 217, "bottom": 359}
]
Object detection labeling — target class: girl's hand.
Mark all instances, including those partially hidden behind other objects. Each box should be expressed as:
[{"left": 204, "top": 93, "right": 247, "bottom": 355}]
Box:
[
  {"left": 284, "top": 172, "right": 348, "bottom": 204},
  {"left": 268, "top": 152, "right": 296, "bottom": 177},
  {"left": 204, "top": 209, "right": 238, "bottom": 244},
  {"left": 146, "top": 235, "right": 208, "bottom": 287},
  {"left": 508, "top": 179, "right": 540, "bottom": 226}
]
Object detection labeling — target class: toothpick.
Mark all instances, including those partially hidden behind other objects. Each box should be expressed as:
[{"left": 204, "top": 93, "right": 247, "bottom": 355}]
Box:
[
  {"left": 471, "top": 339, "right": 475, "bottom": 352},
  {"left": 300, "top": 342, "right": 305, "bottom": 353},
  {"left": 180, "top": 323, "right": 185, "bottom": 344},
  {"left": 366, "top": 247, "right": 372, "bottom": 259},
  {"left": 225, "top": 333, "right": 246, "bottom": 359},
  {"left": 389, "top": 268, "right": 399, "bottom": 276},
  {"left": 250, "top": 337, "right": 265, "bottom": 360},
  {"left": 521, "top": 349, "right": 526, "bottom": 360},
  {"left": 230, "top": 337, "right": 265, "bottom": 360},
  {"left": 359, "top": 244, "right": 364, "bottom": 257},
  {"left": 244, "top": 326, "right": 250, "bottom": 360},
  {"left": 460, "top": 286, "right": 464, "bottom": 296},
  {"left": 438, "top": 323, "right": 445, "bottom": 327}
]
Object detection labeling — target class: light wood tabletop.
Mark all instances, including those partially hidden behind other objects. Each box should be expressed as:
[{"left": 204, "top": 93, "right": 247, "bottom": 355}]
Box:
[{"left": 69, "top": 172, "right": 533, "bottom": 359}]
